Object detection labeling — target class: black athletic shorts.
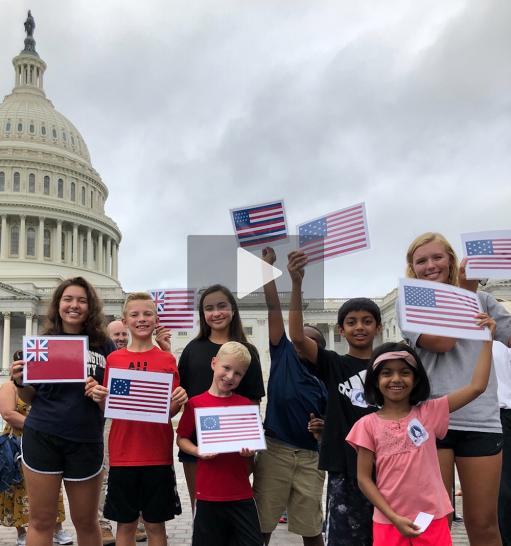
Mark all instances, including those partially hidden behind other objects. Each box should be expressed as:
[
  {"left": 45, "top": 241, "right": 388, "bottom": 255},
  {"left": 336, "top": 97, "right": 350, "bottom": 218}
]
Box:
[
  {"left": 21, "top": 426, "right": 103, "bottom": 481},
  {"left": 104, "top": 465, "right": 181, "bottom": 523},
  {"left": 192, "top": 499, "right": 263, "bottom": 546},
  {"left": 436, "top": 429, "right": 504, "bottom": 457}
]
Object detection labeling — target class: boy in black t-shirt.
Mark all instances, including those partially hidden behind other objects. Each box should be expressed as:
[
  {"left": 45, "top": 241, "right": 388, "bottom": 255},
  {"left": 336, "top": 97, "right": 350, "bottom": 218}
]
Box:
[{"left": 288, "top": 251, "right": 381, "bottom": 546}]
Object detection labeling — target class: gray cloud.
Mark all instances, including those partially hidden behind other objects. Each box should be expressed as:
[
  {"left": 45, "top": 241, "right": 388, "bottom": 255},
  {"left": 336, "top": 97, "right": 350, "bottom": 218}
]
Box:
[{"left": 1, "top": 0, "right": 509, "bottom": 296}]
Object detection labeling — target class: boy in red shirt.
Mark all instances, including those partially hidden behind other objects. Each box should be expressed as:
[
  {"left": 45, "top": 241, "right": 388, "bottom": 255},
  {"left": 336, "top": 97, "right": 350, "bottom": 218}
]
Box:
[
  {"left": 92, "top": 292, "right": 187, "bottom": 546},
  {"left": 177, "top": 341, "right": 263, "bottom": 546}
]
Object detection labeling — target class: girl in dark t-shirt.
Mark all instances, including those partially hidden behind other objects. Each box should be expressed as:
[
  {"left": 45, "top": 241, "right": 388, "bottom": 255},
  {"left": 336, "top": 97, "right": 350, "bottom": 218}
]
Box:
[{"left": 10, "top": 276, "right": 114, "bottom": 546}]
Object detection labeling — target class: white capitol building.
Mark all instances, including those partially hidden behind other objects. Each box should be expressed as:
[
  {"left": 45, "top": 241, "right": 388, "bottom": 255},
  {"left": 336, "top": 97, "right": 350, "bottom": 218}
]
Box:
[{"left": 1, "top": 14, "right": 510, "bottom": 374}]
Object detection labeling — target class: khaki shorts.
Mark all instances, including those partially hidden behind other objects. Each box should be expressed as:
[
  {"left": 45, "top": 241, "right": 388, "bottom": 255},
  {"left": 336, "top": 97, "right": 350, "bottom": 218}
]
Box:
[{"left": 253, "top": 436, "right": 325, "bottom": 537}]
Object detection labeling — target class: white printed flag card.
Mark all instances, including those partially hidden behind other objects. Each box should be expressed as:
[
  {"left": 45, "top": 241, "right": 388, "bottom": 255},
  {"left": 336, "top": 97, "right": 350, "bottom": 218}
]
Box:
[
  {"left": 195, "top": 405, "right": 266, "bottom": 455},
  {"left": 461, "top": 230, "right": 511, "bottom": 279},
  {"left": 398, "top": 278, "right": 491, "bottom": 342},
  {"left": 105, "top": 368, "right": 173, "bottom": 424}
]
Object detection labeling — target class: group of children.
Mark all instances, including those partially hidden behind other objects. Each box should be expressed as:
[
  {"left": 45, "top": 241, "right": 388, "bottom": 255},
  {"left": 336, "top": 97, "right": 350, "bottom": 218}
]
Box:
[{"left": 8, "top": 230, "right": 511, "bottom": 546}]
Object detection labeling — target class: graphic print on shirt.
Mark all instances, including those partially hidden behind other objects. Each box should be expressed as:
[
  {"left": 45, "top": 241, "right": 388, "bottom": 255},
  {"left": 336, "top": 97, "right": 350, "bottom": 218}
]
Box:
[
  {"left": 407, "top": 418, "right": 429, "bottom": 447},
  {"left": 87, "top": 351, "right": 106, "bottom": 378},
  {"left": 338, "top": 370, "right": 369, "bottom": 408}
]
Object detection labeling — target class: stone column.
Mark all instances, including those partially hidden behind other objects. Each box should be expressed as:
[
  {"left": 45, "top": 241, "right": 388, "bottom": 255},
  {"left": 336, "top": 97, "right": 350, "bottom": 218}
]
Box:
[
  {"left": 2, "top": 312, "right": 11, "bottom": 371},
  {"left": 112, "top": 242, "right": 118, "bottom": 279},
  {"left": 32, "top": 315, "right": 38, "bottom": 336},
  {"left": 66, "top": 227, "right": 72, "bottom": 264},
  {"left": 328, "top": 324, "right": 336, "bottom": 350},
  {"left": 19, "top": 215, "right": 26, "bottom": 259},
  {"left": 106, "top": 238, "right": 112, "bottom": 276},
  {"left": 25, "top": 313, "right": 33, "bottom": 336},
  {"left": 97, "top": 233, "right": 103, "bottom": 272},
  {"left": 72, "top": 224, "right": 78, "bottom": 266},
  {"left": 38, "top": 217, "right": 45, "bottom": 259},
  {"left": 87, "top": 228, "right": 93, "bottom": 268},
  {"left": 0, "top": 215, "right": 7, "bottom": 259},
  {"left": 56, "top": 220, "right": 62, "bottom": 264}
]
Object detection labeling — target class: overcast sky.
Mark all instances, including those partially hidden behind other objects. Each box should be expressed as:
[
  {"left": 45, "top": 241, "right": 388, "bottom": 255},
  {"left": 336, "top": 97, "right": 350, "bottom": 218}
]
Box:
[{"left": 1, "top": 0, "right": 510, "bottom": 298}]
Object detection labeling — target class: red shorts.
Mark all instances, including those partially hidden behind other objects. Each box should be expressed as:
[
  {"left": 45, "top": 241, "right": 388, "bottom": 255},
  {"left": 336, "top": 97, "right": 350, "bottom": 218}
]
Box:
[{"left": 373, "top": 516, "right": 452, "bottom": 546}]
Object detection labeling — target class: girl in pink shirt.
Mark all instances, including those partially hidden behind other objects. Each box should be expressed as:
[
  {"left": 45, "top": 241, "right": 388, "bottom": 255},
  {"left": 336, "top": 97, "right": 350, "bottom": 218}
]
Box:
[{"left": 346, "top": 314, "right": 495, "bottom": 546}]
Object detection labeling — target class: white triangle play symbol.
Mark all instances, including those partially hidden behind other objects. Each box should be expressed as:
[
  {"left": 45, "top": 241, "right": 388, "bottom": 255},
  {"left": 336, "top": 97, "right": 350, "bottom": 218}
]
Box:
[{"left": 236, "top": 247, "right": 282, "bottom": 299}]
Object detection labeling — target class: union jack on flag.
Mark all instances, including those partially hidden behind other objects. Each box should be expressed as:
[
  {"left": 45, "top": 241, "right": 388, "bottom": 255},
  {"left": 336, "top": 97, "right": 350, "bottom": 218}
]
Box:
[
  {"left": 25, "top": 338, "right": 48, "bottom": 362},
  {"left": 231, "top": 200, "right": 288, "bottom": 248},
  {"left": 148, "top": 289, "right": 196, "bottom": 331}
]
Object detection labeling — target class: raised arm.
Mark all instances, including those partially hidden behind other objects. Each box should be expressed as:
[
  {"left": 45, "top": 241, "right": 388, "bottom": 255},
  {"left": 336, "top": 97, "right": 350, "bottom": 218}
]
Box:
[
  {"left": 447, "top": 314, "right": 496, "bottom": 412},
  {"left": 357, "top": 447, "right": 420, "bottom": 538},
  {"left": 262, "top": 247, "right": 285, "bottom": 346},
  {"left": 288, "top": 251, "right": 318, "bottom": 364}
]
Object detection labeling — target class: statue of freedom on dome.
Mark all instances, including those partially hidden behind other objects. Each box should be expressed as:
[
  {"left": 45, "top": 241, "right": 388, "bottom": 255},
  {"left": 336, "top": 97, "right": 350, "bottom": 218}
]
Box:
[{"left": 24, "top": 10, "right": 35, "bottom": 38}]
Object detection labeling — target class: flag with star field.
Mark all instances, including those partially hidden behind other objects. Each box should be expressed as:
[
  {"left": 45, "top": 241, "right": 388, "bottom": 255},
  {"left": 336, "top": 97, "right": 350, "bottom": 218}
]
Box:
[
  {"left": 195, "top": 405, "right": 266, "bottom": 454},
  {"left": 462, "top": 230, "right": 511, "bottom": 279},
  {"left": 398, "top": 278, "right": 490, "bottom": 341}
]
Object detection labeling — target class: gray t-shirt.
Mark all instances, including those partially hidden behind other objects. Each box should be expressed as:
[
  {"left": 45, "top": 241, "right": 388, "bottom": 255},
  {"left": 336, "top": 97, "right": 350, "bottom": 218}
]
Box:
[{"left": 399, "top": 291, "right": 511, "bottom": 433}]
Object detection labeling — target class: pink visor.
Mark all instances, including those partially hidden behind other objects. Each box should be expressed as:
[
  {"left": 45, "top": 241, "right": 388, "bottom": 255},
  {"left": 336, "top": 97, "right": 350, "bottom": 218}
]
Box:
[{"left": 372, "top": 350, "right": 417, "bottom": 370}]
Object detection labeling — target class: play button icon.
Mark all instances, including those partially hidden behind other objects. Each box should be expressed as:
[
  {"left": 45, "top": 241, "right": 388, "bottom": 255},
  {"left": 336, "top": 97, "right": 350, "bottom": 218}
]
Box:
[{"left": 236, "top": 247, "right": 282, "bottom": 299}]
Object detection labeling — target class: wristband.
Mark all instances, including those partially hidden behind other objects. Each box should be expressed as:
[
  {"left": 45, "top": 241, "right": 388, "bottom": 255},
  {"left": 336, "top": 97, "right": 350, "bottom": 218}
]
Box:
[{"left": 11, "top": 378, "right": 25, "bottom": 389}]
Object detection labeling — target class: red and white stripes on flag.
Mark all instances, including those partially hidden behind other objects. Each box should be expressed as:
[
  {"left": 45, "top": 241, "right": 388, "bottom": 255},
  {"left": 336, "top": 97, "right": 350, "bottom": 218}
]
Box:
[
  {"left": 195, "top": 405, "right": 266, "bottom": 455},
  {"left": 462, "top": 230, "right": 511, "bottom": 279},
  {"left": 398, "top": 278, "right": 491, "bottom": 341},
  {"left": 105, "top": 369, "right": 174, "bottom": 424},
  {"left": 231, "top": 200, "right": 288, "bottom": 248},
  {"left": 297, "top": 203, "right": 370, "bottom": 264},
  {"left": 148, "top": 289, "right": 196, "bottom": 331}
]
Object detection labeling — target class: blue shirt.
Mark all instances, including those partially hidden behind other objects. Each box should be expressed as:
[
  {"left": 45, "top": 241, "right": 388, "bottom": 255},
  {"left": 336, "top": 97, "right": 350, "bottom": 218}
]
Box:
[{"left": 263, "top": 335, "right": 327, "bottom": 451}]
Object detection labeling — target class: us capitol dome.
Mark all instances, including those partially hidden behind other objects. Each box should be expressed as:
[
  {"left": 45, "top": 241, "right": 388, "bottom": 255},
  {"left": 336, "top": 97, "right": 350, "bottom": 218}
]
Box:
[{"left": 0, "top": 12, "right": 124, "bottom": 370}]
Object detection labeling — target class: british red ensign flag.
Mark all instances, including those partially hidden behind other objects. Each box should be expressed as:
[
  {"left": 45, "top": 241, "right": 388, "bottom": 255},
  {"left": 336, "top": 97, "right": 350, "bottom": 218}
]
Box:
[{"left": 22, "top": 336, "right": 88, "bottom": 383}]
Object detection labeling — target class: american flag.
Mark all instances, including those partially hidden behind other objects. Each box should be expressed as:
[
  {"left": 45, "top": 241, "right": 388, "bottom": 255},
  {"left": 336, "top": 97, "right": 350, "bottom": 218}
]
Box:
[
  {"left": 403, "top": 284, "right": 483, "bottom": 332},
  {"left": 465, "top": 238, "right": 511, "bottom": 270},
  {"left": 199, "top": 412, "right": 261, "bottom": 444},
  {"left": 231, "top": 200, "right": 288, "bottom": 248},
  {"left": 25, "top": 338, "right": 48, "bottom": 362},
  {"left": 148, "top": 289, "right": 196, "bottom": 330},
  {"left": 108, "top": 377, "right": 171, "bottom": 415},
  {"left": 298, "top": 203, "right": 370, "bottom": 264}
]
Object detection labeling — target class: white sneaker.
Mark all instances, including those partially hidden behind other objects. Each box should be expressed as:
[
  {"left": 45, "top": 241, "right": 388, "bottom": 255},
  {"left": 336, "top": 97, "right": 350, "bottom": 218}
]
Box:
[
  {"left": 53, "top": 529, "right": 74, "bottom": 545},
  {"left": 16, "top": 535, "right": 26, "bottom": 546}
]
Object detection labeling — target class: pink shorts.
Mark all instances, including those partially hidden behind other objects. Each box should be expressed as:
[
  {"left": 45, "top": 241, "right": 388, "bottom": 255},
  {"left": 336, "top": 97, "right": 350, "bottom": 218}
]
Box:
[{"left": 373, "top": 516, "right": 452, "bottom": 546}]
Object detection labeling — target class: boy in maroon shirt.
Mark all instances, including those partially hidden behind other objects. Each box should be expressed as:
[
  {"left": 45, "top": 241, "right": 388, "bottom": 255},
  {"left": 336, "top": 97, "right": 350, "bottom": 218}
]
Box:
[{"left": 177, "top": 341, "right": 263, "bottom": 546}]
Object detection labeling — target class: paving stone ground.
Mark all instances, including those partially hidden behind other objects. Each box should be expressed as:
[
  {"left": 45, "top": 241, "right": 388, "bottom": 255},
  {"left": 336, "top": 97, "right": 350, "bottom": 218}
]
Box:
[{"left": 0, "top": 443, "right": 470, "bottom": 545}]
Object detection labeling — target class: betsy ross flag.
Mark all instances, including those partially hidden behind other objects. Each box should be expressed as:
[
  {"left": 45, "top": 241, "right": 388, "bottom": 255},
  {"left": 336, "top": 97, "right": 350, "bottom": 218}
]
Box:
[
  {"left": 149, "top": 289, "right": 196, "bottom": 330},
  {"left": 195, "top": 405, "right": 266, "bottom": 454},
  {"left": 398, "top": 279, "right": 490, "bottom": 342},
  {"left": 200, "top": 413, "right": 261, "bottom": 444},
  {"left": 462, "top": 230, "right": 511, "bottom": 279},
  {"left": 298, "top": 202, "right": 370, "bottom": 264},
  {"left": 22, "top": 336, "right": 88, "bottom": 383},
  {"left": 105, "top": 368, "right": 173, "bottom": 424},
  {"left": 231, "top": 200, "right": 288, "bottom": 248}
]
